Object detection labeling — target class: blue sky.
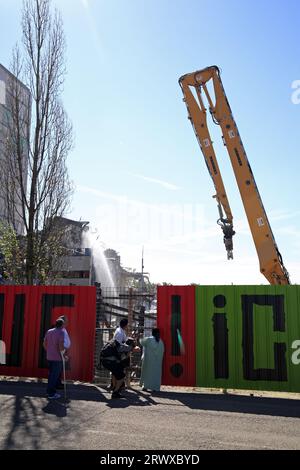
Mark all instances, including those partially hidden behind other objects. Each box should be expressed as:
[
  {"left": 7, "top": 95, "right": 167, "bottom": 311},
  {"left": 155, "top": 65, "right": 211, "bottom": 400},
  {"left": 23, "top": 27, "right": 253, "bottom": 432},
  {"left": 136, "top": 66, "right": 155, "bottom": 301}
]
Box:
[{"left": 1, "top": 0, "right": 300, "bottom": 284}]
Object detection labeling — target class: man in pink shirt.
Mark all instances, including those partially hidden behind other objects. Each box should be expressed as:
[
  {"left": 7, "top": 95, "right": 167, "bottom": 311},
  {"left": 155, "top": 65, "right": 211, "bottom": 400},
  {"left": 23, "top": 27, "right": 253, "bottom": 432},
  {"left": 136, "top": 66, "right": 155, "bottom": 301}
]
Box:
[{"left": 43, "top": 318, "right": 66, "bottom": 399}]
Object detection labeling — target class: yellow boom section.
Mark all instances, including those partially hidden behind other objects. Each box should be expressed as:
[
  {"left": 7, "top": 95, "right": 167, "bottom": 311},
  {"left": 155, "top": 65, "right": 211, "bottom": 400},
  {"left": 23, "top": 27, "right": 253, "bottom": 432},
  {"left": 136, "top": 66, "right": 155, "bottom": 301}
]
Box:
[{"left": 179, "top": 66, "right": 290, "bottom": 285}]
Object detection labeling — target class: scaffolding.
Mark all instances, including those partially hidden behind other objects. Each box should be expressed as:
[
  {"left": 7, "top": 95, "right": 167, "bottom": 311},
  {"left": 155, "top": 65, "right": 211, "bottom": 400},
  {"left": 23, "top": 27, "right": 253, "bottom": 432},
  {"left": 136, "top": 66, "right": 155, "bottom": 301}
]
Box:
[{"left": 94, "top": 284, "right": 156, "bottom": 385}]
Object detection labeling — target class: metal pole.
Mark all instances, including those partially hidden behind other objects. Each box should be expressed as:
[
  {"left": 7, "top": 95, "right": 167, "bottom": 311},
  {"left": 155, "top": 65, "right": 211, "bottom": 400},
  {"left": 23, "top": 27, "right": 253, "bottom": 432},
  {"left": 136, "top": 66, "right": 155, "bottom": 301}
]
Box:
[
  {"left": 61, "top": 351, "right": 67, "bottom": 402},
  {"left": 126, "top": 288, "right": 133, "bottom": 388},
  {"left": 128, "top": 287, "right": 133, "bottom": 332}
]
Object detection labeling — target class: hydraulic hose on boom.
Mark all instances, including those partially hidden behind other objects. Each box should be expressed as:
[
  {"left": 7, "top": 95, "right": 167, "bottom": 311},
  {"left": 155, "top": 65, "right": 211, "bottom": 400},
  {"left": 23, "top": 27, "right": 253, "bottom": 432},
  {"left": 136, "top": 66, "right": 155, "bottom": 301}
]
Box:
[{"left": 179, "top": 66, "right": 290, "bottom": 285}]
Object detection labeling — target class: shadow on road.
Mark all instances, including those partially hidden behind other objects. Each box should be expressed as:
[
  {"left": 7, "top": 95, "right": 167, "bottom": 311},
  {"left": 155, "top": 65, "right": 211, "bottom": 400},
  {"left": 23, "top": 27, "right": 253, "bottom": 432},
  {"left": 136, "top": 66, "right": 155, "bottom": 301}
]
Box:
[
  {"left": 0, "top": 380, "right": 157, "bottom": 408},
  {"left": 157, "top": 390, "right": 300, "bottom": 419},
  {"left": 105, "top": 389, "right": 158, "bottom": 409},
  {"left": 2, "top": 394, "right": 42, "bottom": 450},
  {"left": 0, "top": 380, "right": 110, "bottom": 449},
  {"left": 42, "top": 400, "right": 68, "bottom": 417},
  {"left": 1, "top": 379, "right": 300, "bottom": 418},
  {"left": 0, "top": 379, "right": 108, "bottom": 403}
]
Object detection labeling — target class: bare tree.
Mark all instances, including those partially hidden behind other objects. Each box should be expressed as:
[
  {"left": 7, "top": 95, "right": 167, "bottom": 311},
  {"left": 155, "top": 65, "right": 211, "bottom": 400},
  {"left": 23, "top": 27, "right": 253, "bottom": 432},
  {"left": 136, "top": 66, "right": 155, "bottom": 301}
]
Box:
[{"left": 1, "top": 0, "right": 73, "bottom": 284}]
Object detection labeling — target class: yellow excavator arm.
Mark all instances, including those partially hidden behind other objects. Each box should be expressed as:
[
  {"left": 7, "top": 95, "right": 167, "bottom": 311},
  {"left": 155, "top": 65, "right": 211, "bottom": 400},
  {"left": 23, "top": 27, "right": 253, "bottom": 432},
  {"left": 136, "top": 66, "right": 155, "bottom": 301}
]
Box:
[{"left": 179, "top": 66, "right": 290, "bottom": 285}]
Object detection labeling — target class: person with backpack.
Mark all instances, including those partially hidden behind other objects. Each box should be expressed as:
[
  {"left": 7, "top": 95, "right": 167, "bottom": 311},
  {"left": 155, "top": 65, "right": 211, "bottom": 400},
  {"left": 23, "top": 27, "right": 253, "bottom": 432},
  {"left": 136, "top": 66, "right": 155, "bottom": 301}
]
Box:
[
  {"left": 100, "top": 338, "right": 135, "bottom": 398},
  {"left": 105, "top": 318, "right": 128, "bottom": 392}
]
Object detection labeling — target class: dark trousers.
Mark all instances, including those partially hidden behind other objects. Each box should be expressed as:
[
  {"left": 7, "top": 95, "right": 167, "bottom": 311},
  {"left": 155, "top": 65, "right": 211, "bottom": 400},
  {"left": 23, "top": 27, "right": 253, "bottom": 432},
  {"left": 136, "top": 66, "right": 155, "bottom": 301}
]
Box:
[
  {"left": 47, "top": 360, "right": 63, "bottom": 396},
  {"left": 56, "top": 358, "right": 71, "bottom": 386}
]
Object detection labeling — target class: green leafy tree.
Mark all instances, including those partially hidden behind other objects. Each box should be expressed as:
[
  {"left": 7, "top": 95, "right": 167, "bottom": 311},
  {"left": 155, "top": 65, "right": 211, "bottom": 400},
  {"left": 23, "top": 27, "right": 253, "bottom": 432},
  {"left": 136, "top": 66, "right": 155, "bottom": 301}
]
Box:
[{"left": 0, "top": 222, "right": 24, "bottom": 284}]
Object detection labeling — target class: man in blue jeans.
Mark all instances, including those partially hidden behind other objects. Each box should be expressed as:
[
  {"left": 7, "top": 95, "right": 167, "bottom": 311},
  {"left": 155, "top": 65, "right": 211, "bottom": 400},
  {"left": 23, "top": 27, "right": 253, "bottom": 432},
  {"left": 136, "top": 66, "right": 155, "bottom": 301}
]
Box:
[{"left": 43, "top": 318, "right": 66, "bottom": 399}]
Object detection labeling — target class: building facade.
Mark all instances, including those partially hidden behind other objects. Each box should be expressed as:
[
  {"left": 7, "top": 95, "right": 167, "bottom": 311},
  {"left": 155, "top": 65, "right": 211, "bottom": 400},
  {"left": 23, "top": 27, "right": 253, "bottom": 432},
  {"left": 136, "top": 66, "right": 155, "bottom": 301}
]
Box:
[
  {"left": 104, "top": 248, "right": 149, "bottom": 290},
  {"left": 52, "top": 217, "right": 92, "bottom": 286},
  {"left": 0, "top": 63, "right": 31, "bottom": 234}
]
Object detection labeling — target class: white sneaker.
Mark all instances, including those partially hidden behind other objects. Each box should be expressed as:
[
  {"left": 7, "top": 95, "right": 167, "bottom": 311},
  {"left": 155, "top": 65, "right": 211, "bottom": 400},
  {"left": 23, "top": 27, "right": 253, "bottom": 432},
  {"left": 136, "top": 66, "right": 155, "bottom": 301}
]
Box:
[{"left": 48, "top": 393, "right": 61, "bottom": 399}]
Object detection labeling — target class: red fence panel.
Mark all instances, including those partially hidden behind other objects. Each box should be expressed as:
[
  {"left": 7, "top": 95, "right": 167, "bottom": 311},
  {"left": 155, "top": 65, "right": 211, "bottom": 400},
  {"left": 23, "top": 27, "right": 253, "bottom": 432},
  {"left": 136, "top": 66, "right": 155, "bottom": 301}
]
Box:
[
  {"left": 0, "top": 285, "right": 96, "bottom": 382},
  {"left": 157, "top": 285, "right": 196, "bottom": 386}
]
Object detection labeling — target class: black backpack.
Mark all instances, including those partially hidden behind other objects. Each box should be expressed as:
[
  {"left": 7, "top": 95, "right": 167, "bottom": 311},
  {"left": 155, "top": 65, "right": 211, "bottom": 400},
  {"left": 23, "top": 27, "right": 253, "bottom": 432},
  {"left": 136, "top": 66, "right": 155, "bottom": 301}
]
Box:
[{"left": 100, "top": 339, "right": 120, "bottom": 360}]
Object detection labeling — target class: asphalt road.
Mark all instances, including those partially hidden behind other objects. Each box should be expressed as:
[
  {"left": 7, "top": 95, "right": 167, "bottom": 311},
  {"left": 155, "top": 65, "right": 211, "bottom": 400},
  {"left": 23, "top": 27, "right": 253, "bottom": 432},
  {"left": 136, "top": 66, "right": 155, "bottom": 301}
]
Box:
[{"left": 0, "top": 380, "right": 300, "bottom": 450}]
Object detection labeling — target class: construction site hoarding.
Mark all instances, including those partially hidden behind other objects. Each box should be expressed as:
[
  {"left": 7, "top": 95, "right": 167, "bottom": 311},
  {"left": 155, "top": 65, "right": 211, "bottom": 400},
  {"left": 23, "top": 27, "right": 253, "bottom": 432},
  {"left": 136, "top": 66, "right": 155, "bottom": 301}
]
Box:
[
  {"left": 196, "top": 285, "right": 300, "bottom": 392},
  {"left": 0, "top": 285, "right": 96, "bottom": 382},
  {"left": 157, "top": 285, "right": 196, "bottom": 386},
  {"left": 158, "top": 285, "right": 300, "bottom": 393}
]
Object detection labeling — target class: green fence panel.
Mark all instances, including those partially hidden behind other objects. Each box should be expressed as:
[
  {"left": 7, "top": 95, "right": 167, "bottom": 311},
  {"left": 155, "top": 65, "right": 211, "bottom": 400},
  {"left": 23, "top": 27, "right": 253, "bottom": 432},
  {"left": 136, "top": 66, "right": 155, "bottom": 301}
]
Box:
[{"left": 196, "top": 285, "right": 300, "bottom": 392}]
